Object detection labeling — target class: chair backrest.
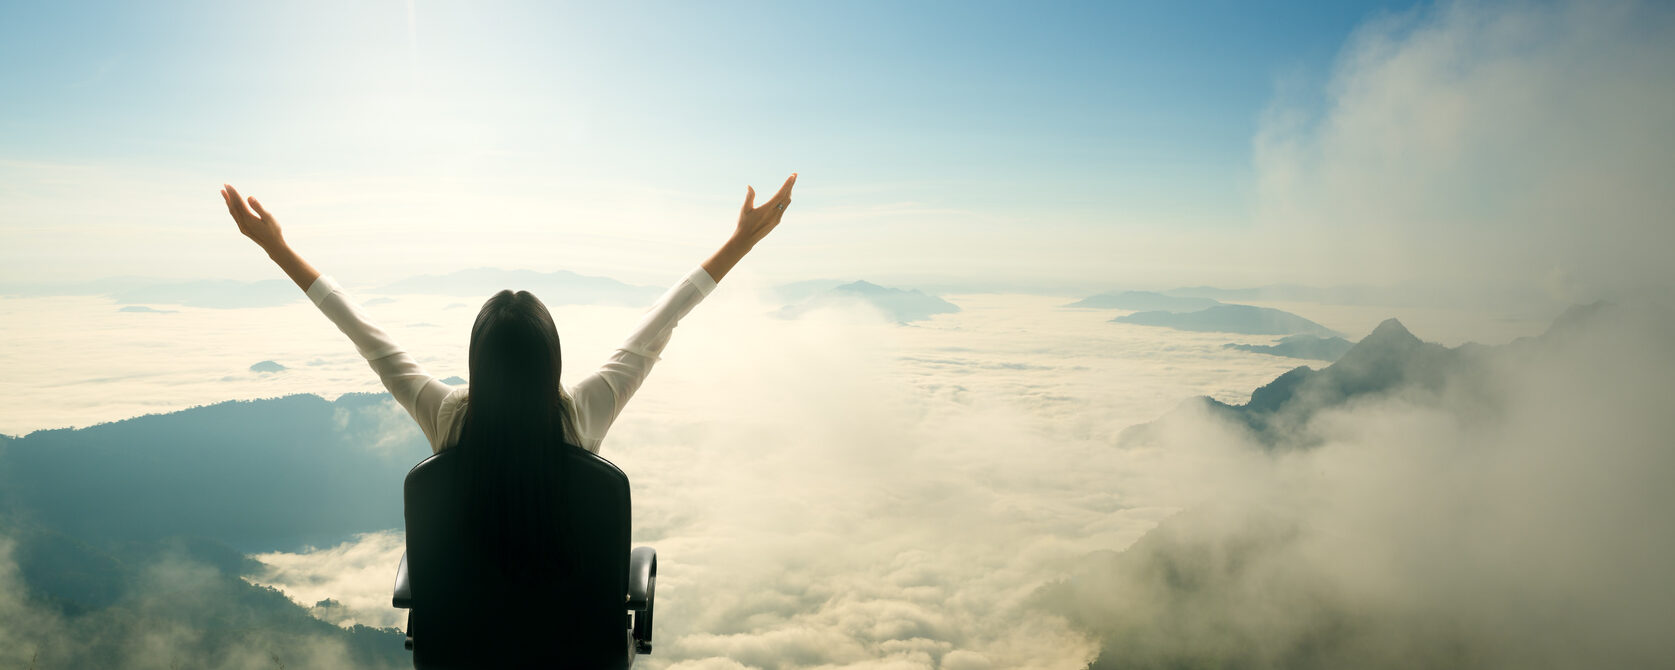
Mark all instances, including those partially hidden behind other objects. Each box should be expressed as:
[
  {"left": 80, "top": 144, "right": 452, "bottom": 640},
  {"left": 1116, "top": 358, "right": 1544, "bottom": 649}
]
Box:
[{"left": 403, "top": 443, "right": 631, "bottom": 668}]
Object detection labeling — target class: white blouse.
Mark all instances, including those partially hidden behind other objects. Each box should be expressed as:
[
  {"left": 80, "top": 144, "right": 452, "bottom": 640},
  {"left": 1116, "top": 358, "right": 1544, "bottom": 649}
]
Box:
[{"left": 307, "top": 266, "right": 717, "bottom": 455}]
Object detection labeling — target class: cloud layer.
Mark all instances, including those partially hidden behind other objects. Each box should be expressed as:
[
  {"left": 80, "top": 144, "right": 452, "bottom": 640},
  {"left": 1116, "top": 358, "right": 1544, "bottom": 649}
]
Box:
[
  {"left": 1053, "top": 301, "right": 1675, "bottom": 668},
  {"left": 1254, "top": 0, "right": 1675, "bottom": 300},
  {"left": 243, "top": 289, "right": 1307, "bottom": 669}
]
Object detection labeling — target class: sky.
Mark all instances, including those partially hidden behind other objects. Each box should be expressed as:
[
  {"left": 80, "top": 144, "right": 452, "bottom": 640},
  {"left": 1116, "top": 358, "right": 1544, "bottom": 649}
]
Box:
[
  {"left": 8, "top": 1, "right": 1669, "bottom": 299},
  {"left": 3, "top": 1, "right": 1675, "bottom": 668},
  {"left": 1, "top": 0, "right": 1429, "bottom": 291}
]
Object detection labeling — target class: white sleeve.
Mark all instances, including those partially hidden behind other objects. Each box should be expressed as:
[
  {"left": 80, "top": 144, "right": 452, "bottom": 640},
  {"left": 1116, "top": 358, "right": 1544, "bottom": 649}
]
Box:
[
  {"left": 570, "top": 266, "right": 717, "bottom": 447},
  {"left": 308, "top": 276, "right": 454, "bottom": 448}
]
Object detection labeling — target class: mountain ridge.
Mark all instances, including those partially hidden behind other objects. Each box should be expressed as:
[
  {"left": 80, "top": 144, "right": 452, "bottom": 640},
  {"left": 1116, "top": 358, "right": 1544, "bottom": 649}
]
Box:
[
  {"left": 1121, "top": 317, "right": 1471, "bottom": 448},
  {"left": 1065, "top": 291, "right": 1220, "bottom": 312},
  {"left": 775, "top": 280, "right": 961, "bottom": 323},
  {"left": 1047, "top": 299, "right": 1675, "bottom": 668},
  {"left": 1225, "top": 334, "right": 1356, "bottom": 362},
  {"left": 1113, "top": 304, "right": 1342, "bottom": 337}
]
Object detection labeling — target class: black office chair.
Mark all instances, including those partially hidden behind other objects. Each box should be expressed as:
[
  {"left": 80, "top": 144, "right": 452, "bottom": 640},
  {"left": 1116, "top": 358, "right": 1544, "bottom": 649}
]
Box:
[{"left": 392, "top": 444, "right": 657, "bottom": 669}]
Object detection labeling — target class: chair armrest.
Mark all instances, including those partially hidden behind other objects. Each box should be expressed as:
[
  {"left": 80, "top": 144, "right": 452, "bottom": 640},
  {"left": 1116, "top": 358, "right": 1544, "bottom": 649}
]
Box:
[
  {"left": 627, "top": 546, "right": 655, "bottom": 609},
  {"left": 628, "top": 546, "right": 656, "bottom": 654},
  {"left": 393, "top": 551, "right": 412, "bottom": 609}
]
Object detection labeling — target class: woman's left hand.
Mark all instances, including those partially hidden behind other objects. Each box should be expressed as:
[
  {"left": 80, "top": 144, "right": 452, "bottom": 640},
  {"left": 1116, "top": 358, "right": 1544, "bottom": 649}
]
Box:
[
  {"left": 219, "top": 183, "right": 321, "bottom": 291},
  {"left": 221, "top": 183, "right": 285, "bottom": 252}
]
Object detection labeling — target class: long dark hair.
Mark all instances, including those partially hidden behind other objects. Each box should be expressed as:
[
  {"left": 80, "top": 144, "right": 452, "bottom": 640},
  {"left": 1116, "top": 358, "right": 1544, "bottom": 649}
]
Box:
[{"left": 457, "top": 289, "right": 580, "bottom": 574}]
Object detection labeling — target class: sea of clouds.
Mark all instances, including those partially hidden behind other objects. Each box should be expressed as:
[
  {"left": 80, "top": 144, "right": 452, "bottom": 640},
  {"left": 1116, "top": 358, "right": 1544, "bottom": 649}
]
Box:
[
  {"left": 3, "top": 1, "right": 1672, "bottom": 667},
  {"left": 2, "top": 279, "right": 1320, "bottom": 668}
]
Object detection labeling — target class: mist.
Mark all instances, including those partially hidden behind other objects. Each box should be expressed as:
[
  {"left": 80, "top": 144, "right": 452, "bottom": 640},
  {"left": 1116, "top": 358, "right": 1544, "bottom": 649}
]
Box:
[
  {"left": 1254, "top": 0, "right": 1675, "bottom": 301},
  {"left": 1052, "top": 301, "right": 1675, "bottom": 668},
  {"left": 247, "top": 290, "right": 1306, "bottom": 669},
  {"left": 0, "top": 531, "right": 406, "bottom": 669},
  {"left": 3, "top": 1, "right": 1672, "bottom": 668}
]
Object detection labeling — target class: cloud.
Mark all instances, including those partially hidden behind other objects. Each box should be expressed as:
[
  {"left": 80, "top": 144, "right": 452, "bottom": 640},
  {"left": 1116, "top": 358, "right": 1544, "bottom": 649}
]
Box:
[
  {"left": 1253, "top": 0, "right": 1675, "bottom": 301},
  {"left": 0, "top": 529, "right": 406, "bottom": 669},
  {"left": 231, "top": 287, "right": 1306, "bottom": 669},
  {"left": 18, "top": 255, "right": 1665, "bottom": 668},
  {"left": 0, "top": 535, "right": 68, "bottom": 668},
  {"left": 250, "top": 530, "right": 409, "bottom": 630},
  {"left": 12, "top": 3, "right": 1671, "bottom": 668},
  {"left": 1050, "top": 302, "right": 1675, "bottom": 668}
]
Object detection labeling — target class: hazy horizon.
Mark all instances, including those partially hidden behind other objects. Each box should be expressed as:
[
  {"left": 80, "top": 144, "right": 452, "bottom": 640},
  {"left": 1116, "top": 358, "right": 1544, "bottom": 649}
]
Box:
[
  {"left": 0, "top": 276, "right": 1562, "bottom": 438},
  {"left": 3, "top": 1, "right": 1673, "bottom": 668}
]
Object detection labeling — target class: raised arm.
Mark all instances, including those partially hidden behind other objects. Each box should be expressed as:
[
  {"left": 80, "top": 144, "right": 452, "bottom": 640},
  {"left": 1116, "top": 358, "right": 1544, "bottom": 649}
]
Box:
[
  {"left": 220, "top": 183, "right": 453, "bottom": 449},
  {"left": 701, "top": 172, "right": 797, "bottom": 284},
  {"left": 570, "top": 173, "right": 799, "bottom": 450}
]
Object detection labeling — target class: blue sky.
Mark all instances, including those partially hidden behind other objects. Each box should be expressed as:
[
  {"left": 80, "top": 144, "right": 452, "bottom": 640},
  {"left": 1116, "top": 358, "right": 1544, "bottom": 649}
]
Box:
[
  {"left": 1, "top": 1, "right": 1402, "bottom": 199},
  {"left": 6, "top": 0, "right": 1669, "bottom": 297}
]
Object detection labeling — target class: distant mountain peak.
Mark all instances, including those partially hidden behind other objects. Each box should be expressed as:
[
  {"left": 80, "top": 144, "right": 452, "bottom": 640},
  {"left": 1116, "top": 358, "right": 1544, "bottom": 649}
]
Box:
[
  {"left": 1064, "top": 291, "right": 1220, "bottom": 312},
  {"left": 1541, "top": 300, "right": 1614, "bottom": 338},
  {"left": 1126, "top": 313, "right": 1461, "bottom": 450},
  {"left": 1112, "top": 304, "right": 1341, "bottom": 337},
  {"left": 1331, "top": 318, "right": 1433, "bottom": 372},
  {"left": 1225, "top": 335, "right": 1356, "bottom": 362},
  {"left": 775, "top": 280, "right": 958, "bottom": 323},
  {"left": 1363, "top": 318, "right": 1419, "bottom": 346}
]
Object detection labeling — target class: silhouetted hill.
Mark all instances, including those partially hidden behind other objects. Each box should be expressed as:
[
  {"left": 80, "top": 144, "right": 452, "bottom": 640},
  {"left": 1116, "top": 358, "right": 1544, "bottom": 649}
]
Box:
[
  {"left": 1065, "top": 291, "right": 1220, "bottom": 312},
  {"left": 0, "top": 393, "right": 427, "bottom": 666},
  {"left": 249, "top": 360, "right": 287, "bottom": 373},
  {"left": 775, "top": 280, "right": 961, "bottom": 323},
  {"left": 1165, "top": 283, "right": 1563, "bottom": 310},
  {"left": 1121, "top": 303, "right": 1671, "bottom": 452},
  {"left": 1522, "top": 300, "right": 1675, "bottom": 349},
  {"left": 0, "top": 515, "right": 406, "bottom": 668},
  {"left": 375, "top": 268, "right": 662, "bottom": 306},
  {"left": 1225, "top": 334, "right": 1356, "bottom": 362},
  {"left": 1166, "top": 283, "right": 1399, "bottom": 305},
  {"left": 768, "top": 278, "right": 851, "bottom": 304},
  {"left": 1113, "top": 304, "right": 1341, "bottom": 337},
  {"left": 0, "top": 393, "right": 426, "bottom": 553},
  {"left": 1120, "top": 318, "right": 1470, "bottom": 448}
]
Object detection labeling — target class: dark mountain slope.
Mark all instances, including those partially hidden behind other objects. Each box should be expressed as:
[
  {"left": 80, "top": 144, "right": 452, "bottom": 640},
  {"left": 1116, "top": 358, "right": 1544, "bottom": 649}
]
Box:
[{"left": 0, "top": 393, "right": 425, "bottom": 552}]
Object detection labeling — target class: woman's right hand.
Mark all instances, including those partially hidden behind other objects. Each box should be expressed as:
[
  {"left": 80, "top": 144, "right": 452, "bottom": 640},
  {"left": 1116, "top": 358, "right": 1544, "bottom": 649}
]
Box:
[
  {"left": 701, "top": 173, "right": 798, "bottom": 284},
  {"left": 734, "top": 173, "right": 797, "bottom": 247},
  {"left": 220, "top": 183, "right": 322, "bottom": 291},
  {"left": 221, "top": 183, "right": 285, "bottom": 253}
]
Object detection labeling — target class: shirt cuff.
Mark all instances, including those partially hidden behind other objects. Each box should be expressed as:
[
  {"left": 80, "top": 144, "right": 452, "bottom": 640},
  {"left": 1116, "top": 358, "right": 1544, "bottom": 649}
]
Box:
[
  {"left": 686, "top": 266, "right": 718, "bottom": 297},
  {"left": 306, "top": 275, "right": 341, "bottom": 306}
]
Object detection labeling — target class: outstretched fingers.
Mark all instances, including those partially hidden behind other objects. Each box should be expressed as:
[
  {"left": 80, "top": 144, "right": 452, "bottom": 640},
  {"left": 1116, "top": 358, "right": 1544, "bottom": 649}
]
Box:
[
  {"left": 740, "top": 174, "right": 799, "bottom": 215},
  {"left": 223, "top": 184, "right": 253, "bottom": 220},
  {"left": 768, "top": 172, "right": 797, "bottom": 205},
  {"left": 222, "top": 187, "right": 247, "bottom": 221}
]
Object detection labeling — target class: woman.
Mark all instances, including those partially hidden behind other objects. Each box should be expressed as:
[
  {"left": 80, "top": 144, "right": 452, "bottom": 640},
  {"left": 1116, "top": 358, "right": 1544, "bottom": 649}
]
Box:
[{"left": 218, "top": 174, "right": 796, "bottom": 459}]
